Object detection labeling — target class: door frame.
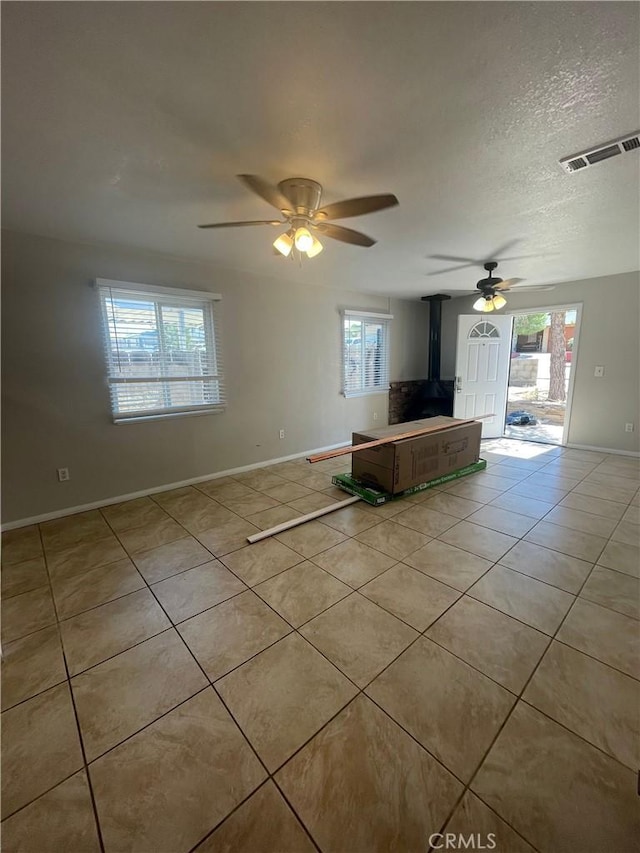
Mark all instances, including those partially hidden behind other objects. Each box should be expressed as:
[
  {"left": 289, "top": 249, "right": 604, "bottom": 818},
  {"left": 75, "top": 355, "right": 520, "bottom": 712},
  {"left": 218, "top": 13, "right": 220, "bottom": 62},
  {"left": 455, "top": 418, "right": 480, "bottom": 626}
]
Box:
[{"left": 505, "top": 302, "right": 583, "bottom": 445}]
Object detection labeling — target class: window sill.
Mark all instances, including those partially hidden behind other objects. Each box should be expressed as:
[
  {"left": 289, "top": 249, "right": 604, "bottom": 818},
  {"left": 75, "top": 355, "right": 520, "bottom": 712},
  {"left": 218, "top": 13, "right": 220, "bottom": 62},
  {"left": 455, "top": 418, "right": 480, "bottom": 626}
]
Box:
[
  {"left": 343, "top": 388, "right": 390, "bottom": 399},
  {"left": 113, "top": 407, "right": 225, "bottom": 424}
]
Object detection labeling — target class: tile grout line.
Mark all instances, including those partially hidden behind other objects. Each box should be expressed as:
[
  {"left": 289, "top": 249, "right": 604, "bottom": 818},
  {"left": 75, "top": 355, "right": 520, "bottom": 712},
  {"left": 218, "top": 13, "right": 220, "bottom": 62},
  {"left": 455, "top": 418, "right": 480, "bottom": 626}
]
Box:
[
  {"left": 30, "top": 523, "right": 106, "bottom": 853},
  {"left": 269, "top": 778, "right": 324, "bottom": 853},
  {"left": 185, "top": 776, "right": 323, "bottom": 853},
  {"left": 515, "top": 694, "right": 640, "bottom": 774}
]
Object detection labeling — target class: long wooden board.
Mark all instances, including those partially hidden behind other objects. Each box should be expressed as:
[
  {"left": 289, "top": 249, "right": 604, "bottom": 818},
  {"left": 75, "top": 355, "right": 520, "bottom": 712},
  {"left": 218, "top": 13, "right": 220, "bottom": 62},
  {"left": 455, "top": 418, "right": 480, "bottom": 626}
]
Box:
[
  {"left": 306, "top": 414, "right": 493, "bottom": 464},
  {"left": 247, "top": 495, "right": 361, "bottom": 544}
]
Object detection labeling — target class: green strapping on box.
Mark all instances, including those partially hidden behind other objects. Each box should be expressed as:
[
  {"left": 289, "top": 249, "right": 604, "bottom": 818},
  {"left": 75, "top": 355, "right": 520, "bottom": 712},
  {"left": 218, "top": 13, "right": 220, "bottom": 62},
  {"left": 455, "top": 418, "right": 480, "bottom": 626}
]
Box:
[{"left": 332, "top": 459, "right": 487, "bottom": 506}]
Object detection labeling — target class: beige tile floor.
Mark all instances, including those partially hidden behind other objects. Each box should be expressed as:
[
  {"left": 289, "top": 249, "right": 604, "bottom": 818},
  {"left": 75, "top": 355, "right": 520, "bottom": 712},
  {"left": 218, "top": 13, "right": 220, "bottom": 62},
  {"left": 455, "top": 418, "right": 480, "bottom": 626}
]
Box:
[{"left": 1, "top": 438, "right": 639, "bottom": 852}]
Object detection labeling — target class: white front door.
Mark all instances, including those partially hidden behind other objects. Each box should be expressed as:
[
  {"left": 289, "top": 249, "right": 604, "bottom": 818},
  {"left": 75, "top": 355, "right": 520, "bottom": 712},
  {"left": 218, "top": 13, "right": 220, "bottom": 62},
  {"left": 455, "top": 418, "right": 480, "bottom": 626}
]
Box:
[{"left": 453, "top": 315, "right": 513, "bottom": 438}]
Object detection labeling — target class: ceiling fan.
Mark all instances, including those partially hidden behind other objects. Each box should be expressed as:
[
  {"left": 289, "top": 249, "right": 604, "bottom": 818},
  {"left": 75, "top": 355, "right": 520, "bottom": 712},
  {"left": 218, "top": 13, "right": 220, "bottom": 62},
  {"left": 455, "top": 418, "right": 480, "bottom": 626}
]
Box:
[
  {"left": 197, "top": 175, "right": 398, "bottom": 259},
  {"left": 473, "top": 261, "right": 554, "bottom": 312}
]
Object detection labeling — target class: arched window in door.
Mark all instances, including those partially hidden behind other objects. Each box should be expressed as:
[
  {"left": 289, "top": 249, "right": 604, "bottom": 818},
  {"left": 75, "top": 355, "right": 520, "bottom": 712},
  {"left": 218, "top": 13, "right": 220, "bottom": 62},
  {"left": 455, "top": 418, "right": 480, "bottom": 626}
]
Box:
[{"left": 469, "top": 321, "right": 501, "bottom": 339}]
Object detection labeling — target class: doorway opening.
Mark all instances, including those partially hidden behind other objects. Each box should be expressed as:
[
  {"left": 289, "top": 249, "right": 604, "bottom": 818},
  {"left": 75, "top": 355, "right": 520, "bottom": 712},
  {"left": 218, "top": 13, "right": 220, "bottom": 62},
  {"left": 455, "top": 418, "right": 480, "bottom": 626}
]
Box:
[{"left": 504, "top": 307, "right": 580, "bottom": 445}]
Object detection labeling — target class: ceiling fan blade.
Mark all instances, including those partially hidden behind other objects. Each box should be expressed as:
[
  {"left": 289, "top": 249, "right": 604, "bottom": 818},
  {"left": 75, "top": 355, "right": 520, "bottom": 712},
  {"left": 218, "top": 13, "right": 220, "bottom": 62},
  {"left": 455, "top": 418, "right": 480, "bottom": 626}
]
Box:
[
  {"left": 427, "top": 262, "right": 478, "bottom": 276},
  {"left": 237, "top": 174, "right": 295, "bottom": 214},
  {"left": 429, "top": 253, "right": 477, "bottom": 264},
  {"left": 316, "top": 194, "right": 398, "bottom": 221},
  {"left": 506, "top": 284, "right": 556, "bottom": 292},
  {"left": 428, "top": 243, "right": 524, "bottom": 275},
  {"left": 485, "top": 239, "right": 520, "bottom": 260},
  {"left": 313, "top": 222, "right": 376, "bottom": 247},
  {"left": 490, "top": 254, "right": 538, "bottom": 263},
  {"left": 494, "top": 277, "right": 523, "bottom": 291},
  {"left": 198, "top": 219, "right": 283, "bottom": 229}
]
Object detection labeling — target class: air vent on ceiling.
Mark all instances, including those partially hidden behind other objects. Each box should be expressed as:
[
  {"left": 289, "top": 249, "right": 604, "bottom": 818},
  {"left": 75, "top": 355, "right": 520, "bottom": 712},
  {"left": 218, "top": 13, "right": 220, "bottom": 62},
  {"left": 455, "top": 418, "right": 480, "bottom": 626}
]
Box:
[{"left": 559, "top": 132, "right": 640, "bottom": 174}]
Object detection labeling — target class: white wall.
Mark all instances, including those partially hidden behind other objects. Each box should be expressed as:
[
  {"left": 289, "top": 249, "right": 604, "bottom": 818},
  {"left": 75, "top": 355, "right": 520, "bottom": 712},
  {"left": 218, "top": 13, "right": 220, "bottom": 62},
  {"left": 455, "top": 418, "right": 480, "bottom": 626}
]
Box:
[
  {"left": 440, "top": 271, "right": 640, "bottom": 454},
  {"left": 1, "top": 230, "right": 429, "bottom": 523}
]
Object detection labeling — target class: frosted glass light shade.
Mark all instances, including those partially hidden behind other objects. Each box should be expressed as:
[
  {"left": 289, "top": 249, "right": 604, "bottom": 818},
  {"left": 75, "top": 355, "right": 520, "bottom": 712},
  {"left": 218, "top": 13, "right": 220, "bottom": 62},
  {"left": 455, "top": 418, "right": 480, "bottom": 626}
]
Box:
[
  {"left": 294, "top": 227, "right": 313, "bottom": 252},
  {"left": 306, "top": 235, "right": 323, "bottom": 257},
  {"left": 273, "top": 232, "right": 294, "bottom": 257},
  {"left": 492, "top": 293, "right": 507, "bottom": 309},
  {"left": 473, "top": 295, "right": 487, "bottom": 311}
]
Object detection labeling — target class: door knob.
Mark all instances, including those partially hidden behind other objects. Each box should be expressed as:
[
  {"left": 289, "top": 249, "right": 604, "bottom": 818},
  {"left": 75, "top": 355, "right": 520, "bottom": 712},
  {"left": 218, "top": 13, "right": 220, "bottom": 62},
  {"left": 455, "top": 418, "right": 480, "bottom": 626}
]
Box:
[{"left": 455, "top": 376, "right": 462, "bottom": 393}]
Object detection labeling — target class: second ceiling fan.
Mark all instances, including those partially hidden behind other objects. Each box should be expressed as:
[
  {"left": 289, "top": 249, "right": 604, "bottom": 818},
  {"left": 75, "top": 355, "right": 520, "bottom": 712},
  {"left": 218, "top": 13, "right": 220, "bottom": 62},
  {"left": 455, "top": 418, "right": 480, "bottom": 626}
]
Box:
[
  {"left": 198, "top": 174, "right": 399, "bottom": 258},
  {"left": 473, "top": 261, "right": 521, "bottom": 312},
  {"left": 473, "top": 261, "right": 554, "bottom": 312}
]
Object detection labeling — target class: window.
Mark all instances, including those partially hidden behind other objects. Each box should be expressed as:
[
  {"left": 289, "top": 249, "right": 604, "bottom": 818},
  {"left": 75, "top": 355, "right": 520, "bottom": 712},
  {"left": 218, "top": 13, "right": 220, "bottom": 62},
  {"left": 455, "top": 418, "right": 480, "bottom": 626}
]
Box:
[
  {"left": 342, "top": 310, "right": 392, "bottom": 397},
  {"left": 469, "top": 321, "right": 500, "bottom": 339},
  {"left": 97, "top": 279, "right": 224, "bottom": 423}
]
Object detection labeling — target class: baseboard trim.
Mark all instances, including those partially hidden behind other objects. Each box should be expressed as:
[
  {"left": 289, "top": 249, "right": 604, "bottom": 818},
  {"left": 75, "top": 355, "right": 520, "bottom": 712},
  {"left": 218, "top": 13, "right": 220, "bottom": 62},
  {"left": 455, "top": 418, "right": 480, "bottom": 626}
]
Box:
[
  {"left": 1, "top": 441, "right": 350, "bottom": 531},
  {"left": 564, "top": 442, "right": 640, "bottom": 458}
]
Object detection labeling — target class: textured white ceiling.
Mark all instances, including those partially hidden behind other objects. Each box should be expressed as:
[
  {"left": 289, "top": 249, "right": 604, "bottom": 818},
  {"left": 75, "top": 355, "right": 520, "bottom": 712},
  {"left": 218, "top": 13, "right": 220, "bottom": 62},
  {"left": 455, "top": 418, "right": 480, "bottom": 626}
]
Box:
[{"left": 2, "top": 1, "right": 639, "bottom": 298}]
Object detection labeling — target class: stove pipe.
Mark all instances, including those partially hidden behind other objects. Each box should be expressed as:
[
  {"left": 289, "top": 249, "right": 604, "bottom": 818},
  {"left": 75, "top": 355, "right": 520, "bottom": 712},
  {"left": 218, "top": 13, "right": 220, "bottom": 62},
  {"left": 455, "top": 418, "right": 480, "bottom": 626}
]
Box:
[{"left": 421, "top": 294, "right": 451, "bottom": 381}]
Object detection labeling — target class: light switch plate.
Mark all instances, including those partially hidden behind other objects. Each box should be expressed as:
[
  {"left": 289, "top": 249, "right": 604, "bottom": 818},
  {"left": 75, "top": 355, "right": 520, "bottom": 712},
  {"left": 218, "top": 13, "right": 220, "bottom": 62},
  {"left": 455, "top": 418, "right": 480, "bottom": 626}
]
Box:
[{"left": 594, "top": 365, "right": 605, "bottom": 377}]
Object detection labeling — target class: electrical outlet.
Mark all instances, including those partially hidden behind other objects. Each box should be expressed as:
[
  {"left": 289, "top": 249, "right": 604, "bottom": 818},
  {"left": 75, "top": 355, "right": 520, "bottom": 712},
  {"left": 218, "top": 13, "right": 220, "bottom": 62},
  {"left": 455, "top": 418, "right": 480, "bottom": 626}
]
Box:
[
  {"left": 373, "top": 412, "right": 379, "bottom": 420},
  {"left": 279, "top": 429, "right": 285, "bottom": 440},
  {"left": 625, "top": 423, "right": 634, "bottom": 433},
  {"left": 57, "top": 467, "right": 70, "bottom": 482},
  {"left": 594, "top": 365, "right": 605, "bottom": 378}
]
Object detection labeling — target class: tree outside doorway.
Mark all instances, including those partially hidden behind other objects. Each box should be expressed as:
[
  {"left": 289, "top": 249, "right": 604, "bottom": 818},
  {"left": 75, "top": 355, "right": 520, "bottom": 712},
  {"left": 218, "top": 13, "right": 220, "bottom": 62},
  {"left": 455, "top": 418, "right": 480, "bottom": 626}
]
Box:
[{"left": 548, "top": 311, "right": 567, "bottom": 402}]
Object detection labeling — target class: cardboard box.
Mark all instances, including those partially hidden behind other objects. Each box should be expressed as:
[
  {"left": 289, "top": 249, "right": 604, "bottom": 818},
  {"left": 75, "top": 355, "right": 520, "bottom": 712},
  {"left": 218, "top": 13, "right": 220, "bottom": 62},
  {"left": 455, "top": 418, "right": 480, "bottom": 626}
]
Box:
[{"left": 351, "top": 417, "right": 482, "bottom": 494}]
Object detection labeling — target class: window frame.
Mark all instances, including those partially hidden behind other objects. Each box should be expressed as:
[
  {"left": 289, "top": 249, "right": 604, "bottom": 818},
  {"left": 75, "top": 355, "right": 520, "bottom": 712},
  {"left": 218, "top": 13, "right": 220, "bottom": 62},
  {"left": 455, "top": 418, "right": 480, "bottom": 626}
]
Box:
[
  {"left": 96, "top": 278, "right": 224, "bottom": 424},
  {"left": 341, "top": 309, "right": 393, "bottom": 398}
]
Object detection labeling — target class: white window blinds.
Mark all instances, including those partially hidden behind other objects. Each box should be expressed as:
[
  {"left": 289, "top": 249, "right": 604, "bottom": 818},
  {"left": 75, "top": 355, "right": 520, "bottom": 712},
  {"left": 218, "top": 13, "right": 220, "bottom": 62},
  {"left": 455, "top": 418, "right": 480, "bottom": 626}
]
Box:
[
  {"left": 342, "top": 310, "right": 393, "bottom": 397},
  {"left": 97, "top": 279, "right": 225, "bottom": 423}
]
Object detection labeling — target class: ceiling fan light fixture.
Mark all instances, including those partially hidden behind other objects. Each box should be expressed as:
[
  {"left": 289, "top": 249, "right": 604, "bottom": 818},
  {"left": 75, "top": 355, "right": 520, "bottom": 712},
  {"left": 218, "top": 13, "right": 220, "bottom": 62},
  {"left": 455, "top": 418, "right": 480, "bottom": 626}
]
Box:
[
  {"left": 306, "top": 235, "right": 324, "bottom": 258},
  {"left": 273, "top": 231, "right": 294, "bottom": 257},
  {"left": 294, "top": 226, "right": 313, "bottom": 252},
  {"left": 492, "top": 293, "right": 507, "bottom": 310},
  {"left": 473, "top": 292, "right": 507, "bottom": 312}
]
